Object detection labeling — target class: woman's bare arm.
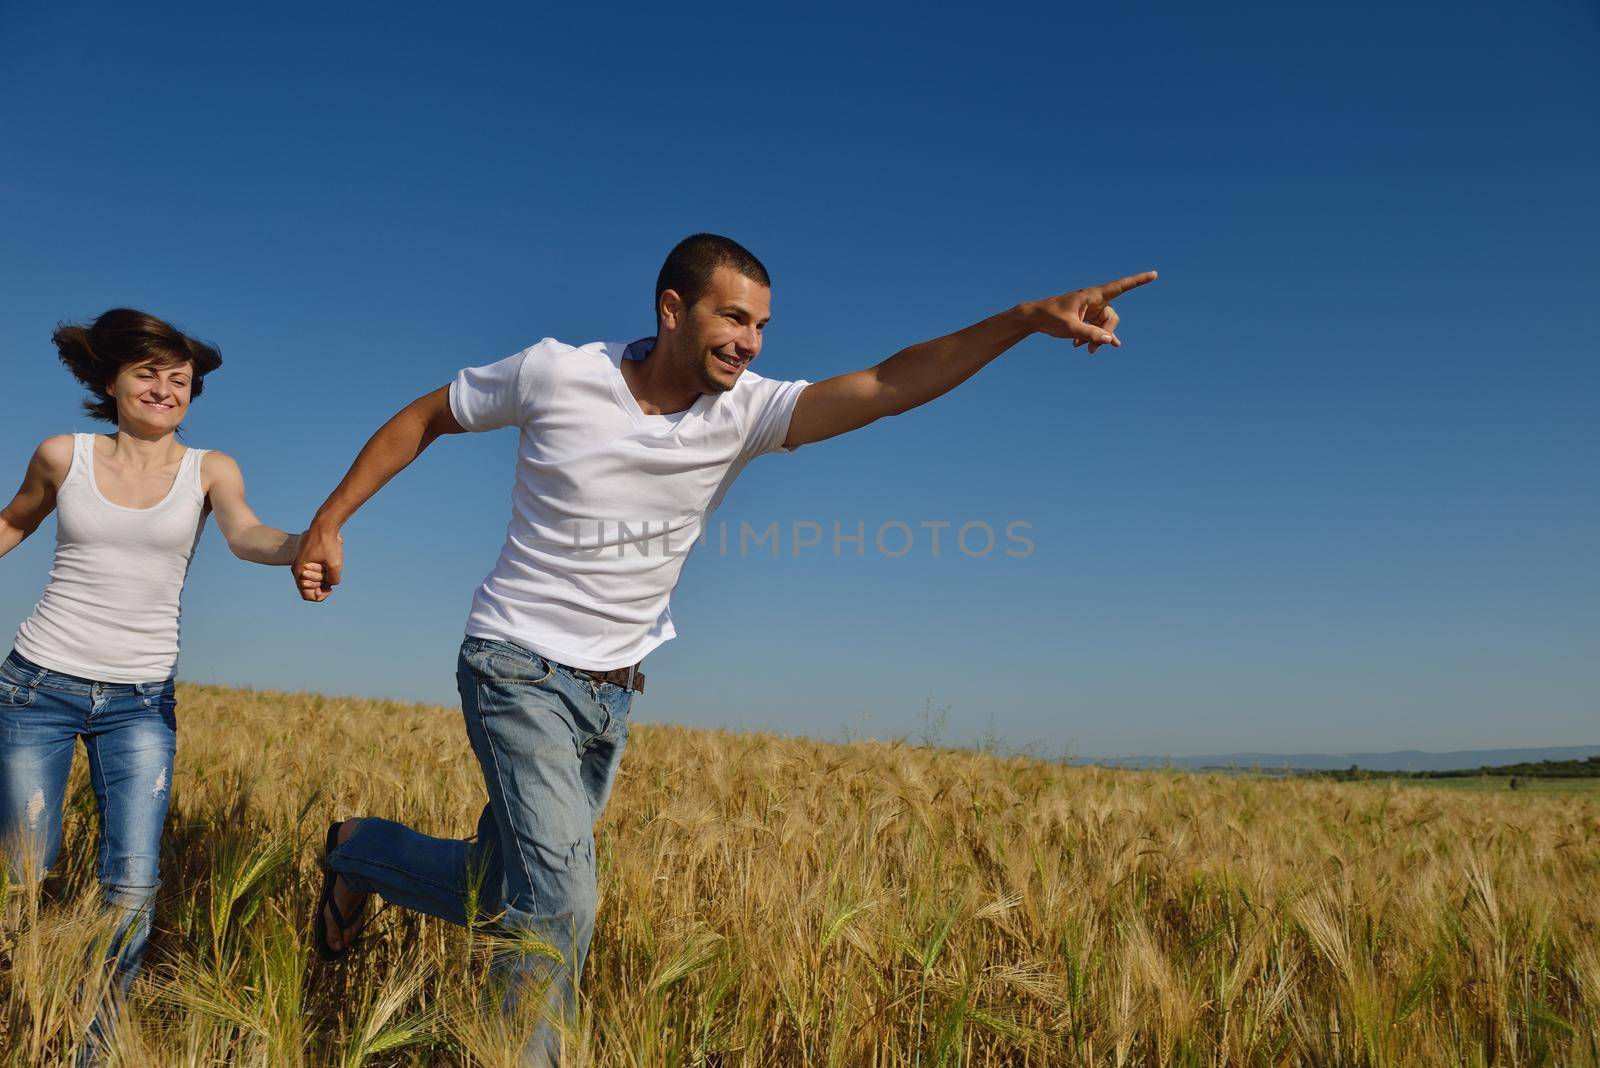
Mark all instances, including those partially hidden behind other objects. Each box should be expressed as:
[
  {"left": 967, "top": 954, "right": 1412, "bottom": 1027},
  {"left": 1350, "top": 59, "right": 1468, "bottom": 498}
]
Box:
[
  {"left": 0, "top": 436, "right": 72, "bottom": 560},
  {"left": 203, "top": 452, "right": 302, "bottom": 566}
]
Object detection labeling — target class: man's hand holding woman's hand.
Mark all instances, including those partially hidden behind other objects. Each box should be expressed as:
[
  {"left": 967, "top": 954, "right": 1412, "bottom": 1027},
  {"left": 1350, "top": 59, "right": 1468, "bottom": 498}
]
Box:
[{"left": 292, "top": 523, "right": 342, "bottom": 602}]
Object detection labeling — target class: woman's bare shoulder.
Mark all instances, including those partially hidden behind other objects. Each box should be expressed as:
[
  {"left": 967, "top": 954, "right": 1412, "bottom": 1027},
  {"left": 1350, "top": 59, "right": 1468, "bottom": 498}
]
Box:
[{"left": 32, "top": 435, "right": 75, "bottom": 480}]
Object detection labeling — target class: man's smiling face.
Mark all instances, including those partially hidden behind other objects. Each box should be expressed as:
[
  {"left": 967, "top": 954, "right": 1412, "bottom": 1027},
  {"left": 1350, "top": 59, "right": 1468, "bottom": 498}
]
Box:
[{"left": 674, "top": 266, "right": 771, "bottom": 394}]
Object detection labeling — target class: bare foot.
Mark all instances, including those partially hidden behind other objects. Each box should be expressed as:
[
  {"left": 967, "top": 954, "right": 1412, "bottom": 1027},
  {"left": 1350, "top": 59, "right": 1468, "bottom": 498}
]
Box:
[{"left": 324, "top": 818, "right": 369, "bottom": 952}]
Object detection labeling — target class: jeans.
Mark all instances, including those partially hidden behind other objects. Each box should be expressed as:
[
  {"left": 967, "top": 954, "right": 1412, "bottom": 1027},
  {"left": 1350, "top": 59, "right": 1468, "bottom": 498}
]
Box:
[
  {"left": 330, "top": 636, "right": 633, "bottom": 1066},
  {"left": 0, "top": 649, "right": 177, "bottom": 1061}
]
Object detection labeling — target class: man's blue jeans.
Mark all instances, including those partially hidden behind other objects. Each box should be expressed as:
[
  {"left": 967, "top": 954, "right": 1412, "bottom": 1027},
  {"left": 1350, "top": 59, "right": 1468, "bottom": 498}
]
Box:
[
  {"left": 329, "top": 636, "right": 633, "bottom": 1065},
  {"left": 0, "top": 649, "right": 178, "bottom": 1059}
]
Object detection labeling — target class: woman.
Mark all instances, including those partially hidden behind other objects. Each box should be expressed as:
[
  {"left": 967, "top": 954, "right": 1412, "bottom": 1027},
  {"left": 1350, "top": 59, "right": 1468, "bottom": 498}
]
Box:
[{"left": 0, "top": 308, "right": 304, "bottom": 1052}]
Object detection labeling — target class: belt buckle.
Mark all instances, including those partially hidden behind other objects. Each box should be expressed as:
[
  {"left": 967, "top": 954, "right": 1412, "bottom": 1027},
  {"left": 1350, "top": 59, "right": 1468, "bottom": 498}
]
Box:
[
  {"left": 578, "top": 664, "right": 641, "bottom": 692},
  {"left": 578, "top": 665, "right": 627, "bottom": 687}
]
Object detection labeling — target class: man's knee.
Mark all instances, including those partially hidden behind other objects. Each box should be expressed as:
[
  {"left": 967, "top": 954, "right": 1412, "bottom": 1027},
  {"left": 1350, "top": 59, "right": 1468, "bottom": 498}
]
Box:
[
  {"left": 504, "top": 837, "right": 596, "bottom": 929},
  {"left": 501, "top": 888, "right": 596, "bottom": 936},
  {"left": 498, "top": 883, "right": 595, "bottom": 969},
  {"left": 499, "top": 910, "right": 582, "bottom": 970}
]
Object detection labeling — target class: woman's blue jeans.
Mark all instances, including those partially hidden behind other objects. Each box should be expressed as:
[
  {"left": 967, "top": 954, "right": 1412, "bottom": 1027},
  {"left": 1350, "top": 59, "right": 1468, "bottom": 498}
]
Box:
[
  {"left": 0, "top": 649, "right": 177, "bottom": 1057},
  {"left": 329, "top": 636, "right": 633, "bottom": 1066}
]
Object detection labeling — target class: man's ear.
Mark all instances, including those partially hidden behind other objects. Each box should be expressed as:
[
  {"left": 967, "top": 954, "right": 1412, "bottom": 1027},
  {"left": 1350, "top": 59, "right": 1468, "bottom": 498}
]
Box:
[{"left": 658, "top": 289, "right": 684, "bottom": 332}]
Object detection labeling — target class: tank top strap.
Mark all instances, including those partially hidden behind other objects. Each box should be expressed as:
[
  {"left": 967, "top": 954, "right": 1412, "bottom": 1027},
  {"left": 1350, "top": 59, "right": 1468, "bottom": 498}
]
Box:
[
  {"left": 184, "top": 446, "right": 209, "bottom": 503},
  {"left": 64, "top": 433, "right": 92, "bottom": 487}
]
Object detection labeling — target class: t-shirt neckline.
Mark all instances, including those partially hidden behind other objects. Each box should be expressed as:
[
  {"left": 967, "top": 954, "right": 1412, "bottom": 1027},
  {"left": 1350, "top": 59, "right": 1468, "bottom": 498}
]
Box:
[{"left": 606, "top": 339, "right": 714, "bottom": 432}]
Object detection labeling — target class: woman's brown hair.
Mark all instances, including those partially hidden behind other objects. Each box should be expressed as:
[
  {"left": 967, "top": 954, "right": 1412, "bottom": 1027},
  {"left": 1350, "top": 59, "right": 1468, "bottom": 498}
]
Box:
[{"left": 53, "top": 308, "right": 223, "bottom": 424}]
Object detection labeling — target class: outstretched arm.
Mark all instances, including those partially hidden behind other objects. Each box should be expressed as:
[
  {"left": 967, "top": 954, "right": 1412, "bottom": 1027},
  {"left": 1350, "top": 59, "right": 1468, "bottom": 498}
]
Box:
[
  {"left": 293, "top": 385, "right": 465, "bottom": 602},
  {"left": 0, "top": 436, "right": 72, "bottom": 560},
  {"left": 203, "top": 453, "right": 302, "bottom": 566},
  {"left": 783, "top": 271, "right": 1157, "bottom": 447}
]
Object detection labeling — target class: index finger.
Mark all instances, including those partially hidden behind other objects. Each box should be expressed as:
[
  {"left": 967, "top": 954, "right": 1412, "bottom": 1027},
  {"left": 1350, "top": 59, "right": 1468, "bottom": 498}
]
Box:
[{"left": 1098, "top": 270, "right": 1159, "bottom": 300}]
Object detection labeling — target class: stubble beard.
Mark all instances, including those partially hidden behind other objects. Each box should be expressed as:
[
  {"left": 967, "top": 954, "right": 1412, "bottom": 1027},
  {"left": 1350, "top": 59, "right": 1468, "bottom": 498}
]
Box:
[
  {"left": 689, "top": 336, "right": 739, "bottom": 395},
  {"left": 700, "top": 356, "right": 737, "bottom": 394}
]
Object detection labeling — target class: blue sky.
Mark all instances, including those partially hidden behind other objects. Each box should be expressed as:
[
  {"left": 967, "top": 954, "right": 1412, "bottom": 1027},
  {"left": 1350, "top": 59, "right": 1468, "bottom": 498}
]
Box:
[{"left": 1, "top": 0, "right": 1595, "bottom": 757}]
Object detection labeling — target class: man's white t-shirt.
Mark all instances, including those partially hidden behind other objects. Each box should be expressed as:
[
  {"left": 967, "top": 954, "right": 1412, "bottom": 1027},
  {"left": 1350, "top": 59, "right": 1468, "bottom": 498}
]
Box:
[{"left": 449, "top": 337, "right": 809, "bottom": 671}]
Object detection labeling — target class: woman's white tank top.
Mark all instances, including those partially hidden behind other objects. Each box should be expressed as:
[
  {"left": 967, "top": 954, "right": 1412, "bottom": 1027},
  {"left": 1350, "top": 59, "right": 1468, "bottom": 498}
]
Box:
[{"left": 13, "top": 434, "right": 209, "bottom": 683}]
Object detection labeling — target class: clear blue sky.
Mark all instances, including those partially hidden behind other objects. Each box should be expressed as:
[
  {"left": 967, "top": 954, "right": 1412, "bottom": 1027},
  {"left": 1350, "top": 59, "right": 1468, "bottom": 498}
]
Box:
[{"left": 1, "top": 0, "right": 1595, "bottom": 757}]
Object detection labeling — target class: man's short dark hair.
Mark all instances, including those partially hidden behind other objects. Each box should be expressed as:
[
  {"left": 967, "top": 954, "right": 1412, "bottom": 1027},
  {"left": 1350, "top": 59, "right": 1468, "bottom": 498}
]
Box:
[{"left": 655, "top": 234, "right": 770, "bottom": 326}]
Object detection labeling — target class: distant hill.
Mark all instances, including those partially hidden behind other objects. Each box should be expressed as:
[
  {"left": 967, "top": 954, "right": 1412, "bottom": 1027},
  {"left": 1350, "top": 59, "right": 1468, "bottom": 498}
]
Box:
[{"left": 1095, "top": 745, "right": 1600, "bottom": 773}]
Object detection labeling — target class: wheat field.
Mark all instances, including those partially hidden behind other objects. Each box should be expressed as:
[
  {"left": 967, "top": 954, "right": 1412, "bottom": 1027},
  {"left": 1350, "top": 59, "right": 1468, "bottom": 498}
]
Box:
[{"left": 2, "top": 683, "right": 1598, "bottom": 1067}]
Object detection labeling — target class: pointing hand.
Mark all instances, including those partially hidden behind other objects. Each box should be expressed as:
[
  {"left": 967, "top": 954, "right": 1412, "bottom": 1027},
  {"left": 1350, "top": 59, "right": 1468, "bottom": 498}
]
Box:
[{"left": 1022, "top": 271, "right": 1159, "bottom": 354}]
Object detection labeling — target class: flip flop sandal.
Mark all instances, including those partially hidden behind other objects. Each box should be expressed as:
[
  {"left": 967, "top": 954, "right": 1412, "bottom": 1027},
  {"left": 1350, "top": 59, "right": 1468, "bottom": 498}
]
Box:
[{"left": 313, "top": 821, "right": 371, "bottom": 961}]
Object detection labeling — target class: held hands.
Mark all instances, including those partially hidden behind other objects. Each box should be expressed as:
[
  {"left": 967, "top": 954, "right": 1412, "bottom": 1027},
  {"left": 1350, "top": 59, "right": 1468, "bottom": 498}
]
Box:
[
  {"left": 292, "top": 525, "right": 343, "bottom": 603},
  {"left": 1021, "top": 271, "right": 1158, "bottom": 354}
]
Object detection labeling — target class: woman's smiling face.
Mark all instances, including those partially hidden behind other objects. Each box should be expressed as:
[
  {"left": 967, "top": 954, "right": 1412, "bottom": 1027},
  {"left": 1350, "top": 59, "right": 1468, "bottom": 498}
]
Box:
[{"left": 109, "top": 358, "right": 193, "bottom": 433}]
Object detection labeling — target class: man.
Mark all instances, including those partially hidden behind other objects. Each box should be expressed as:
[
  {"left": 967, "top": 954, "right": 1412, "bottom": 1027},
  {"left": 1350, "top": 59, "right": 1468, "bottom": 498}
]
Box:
[{"left": 292, "top": 233, "right": 1155, "bottom": 1062}]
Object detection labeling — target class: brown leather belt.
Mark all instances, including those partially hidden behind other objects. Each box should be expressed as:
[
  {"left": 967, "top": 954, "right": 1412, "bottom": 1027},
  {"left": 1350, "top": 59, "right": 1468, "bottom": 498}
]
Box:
[{"left": 570, "top": 662, "right": 645, "bottom": 694}]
